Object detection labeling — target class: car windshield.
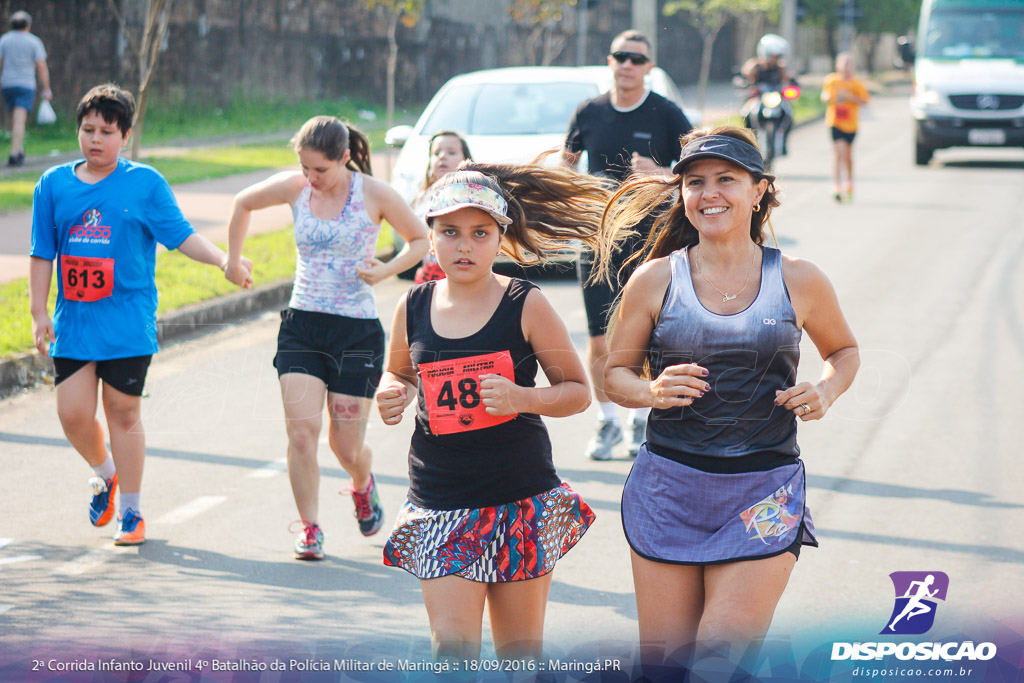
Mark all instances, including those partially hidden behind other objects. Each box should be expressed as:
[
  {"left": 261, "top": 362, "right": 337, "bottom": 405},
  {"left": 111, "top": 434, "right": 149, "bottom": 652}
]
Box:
[
  {"left": 420, "top": 81, "right": 599, "bottom": 136},
  {"left": 924, "top": 10, "right": 1024, "bottom": 59}
]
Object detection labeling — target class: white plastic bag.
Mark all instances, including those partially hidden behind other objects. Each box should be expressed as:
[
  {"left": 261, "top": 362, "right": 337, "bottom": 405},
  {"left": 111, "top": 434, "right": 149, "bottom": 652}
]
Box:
[{"left": 36, "top": 99, "right": 56, "bottom": 125}]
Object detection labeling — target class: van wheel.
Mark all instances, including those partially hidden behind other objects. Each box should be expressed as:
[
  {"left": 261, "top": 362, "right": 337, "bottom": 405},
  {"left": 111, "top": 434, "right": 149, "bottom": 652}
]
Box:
[{"left": 915, "top": 142, "right": 933, "bottom": 166}]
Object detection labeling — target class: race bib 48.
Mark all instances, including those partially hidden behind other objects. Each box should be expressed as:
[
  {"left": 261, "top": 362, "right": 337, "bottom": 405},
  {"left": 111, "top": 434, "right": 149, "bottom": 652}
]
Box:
[{"left": 419, "top": 350, "right": 517, "bottom": 435}]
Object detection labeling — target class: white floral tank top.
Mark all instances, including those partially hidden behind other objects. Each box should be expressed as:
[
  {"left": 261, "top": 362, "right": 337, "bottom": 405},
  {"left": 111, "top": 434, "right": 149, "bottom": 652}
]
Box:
[{"left": 289, "top": 172, "right": 381, "bottom": 319}]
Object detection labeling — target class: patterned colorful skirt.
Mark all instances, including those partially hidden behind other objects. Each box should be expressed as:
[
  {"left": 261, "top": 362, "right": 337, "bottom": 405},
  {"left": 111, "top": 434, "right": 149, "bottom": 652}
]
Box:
[
  {"left": 622, "top": 444, "right": 818, "bottom": 565},
  {"left": 383, "top": 482, "right": 595, "bottom": 582}
]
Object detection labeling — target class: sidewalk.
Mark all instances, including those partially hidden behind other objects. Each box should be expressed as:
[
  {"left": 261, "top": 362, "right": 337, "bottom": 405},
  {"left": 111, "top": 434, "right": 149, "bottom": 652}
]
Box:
[{"left": 0, "top": 147, "right": 399, "bottom": 285}]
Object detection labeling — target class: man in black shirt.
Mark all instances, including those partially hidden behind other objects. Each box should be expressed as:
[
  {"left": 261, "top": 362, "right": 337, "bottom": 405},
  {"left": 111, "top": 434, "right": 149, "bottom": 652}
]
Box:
[{"left": 562, "top": 29, "right": 692, "bottom": 462}]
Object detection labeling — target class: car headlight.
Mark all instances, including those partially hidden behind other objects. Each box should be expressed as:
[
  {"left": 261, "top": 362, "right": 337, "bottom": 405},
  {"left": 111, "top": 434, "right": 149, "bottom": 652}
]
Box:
[{"left": 913, "top": 86, "right": 943, "bottom": 107}]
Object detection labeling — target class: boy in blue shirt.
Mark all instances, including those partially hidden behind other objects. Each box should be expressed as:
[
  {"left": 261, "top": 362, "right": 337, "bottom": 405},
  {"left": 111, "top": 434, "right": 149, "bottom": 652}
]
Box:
[{"left": 29, "top": 83, "right": 253, "bottom": 545}]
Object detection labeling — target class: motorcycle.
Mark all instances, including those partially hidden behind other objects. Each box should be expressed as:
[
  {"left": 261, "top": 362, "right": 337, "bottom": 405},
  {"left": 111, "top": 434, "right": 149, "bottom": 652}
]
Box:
[{"left": 737, "top": 79, "right": 801, "bottom": 169}]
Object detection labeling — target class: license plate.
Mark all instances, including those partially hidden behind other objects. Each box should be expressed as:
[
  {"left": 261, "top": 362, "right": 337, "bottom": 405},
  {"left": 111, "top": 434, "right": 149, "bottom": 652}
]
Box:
[{"left": 967, "top": 128, "right": 1006, "bottom": 145}]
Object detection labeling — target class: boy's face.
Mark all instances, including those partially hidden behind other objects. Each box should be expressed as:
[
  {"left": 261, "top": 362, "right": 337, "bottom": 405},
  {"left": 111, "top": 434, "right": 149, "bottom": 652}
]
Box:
[{"left": 78, "top": 111, "right": 129, "bottom": 168}]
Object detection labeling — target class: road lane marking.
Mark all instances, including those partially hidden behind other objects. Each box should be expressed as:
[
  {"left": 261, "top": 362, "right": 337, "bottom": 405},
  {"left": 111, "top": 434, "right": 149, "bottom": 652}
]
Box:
[
  {"left": 154, "top": 496, "right": 227, "bottom": 525},
  {"left": 248, "top": 459, "right": 287, "bottom": 479},
  {"left": 0, "top": 555, "right": 42, "bottom": 567},
  {"left": 53, "top": 549, "right": 114, "bottom": 576}
]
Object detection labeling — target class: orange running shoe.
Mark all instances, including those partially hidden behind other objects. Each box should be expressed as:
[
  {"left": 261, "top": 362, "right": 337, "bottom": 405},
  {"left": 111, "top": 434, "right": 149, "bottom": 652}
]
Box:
[
  {"left": 88, "top": 474, "right": 118, "bottom": 527},
  {"left": 113, "top": 508, "right": 146, "bottom": 546}
]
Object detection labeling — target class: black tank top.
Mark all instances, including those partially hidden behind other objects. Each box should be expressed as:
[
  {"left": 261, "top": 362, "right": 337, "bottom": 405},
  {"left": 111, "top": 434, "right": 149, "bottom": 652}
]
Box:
[{"left": 405, "top": 278, "right": 559, "bottom": 510}]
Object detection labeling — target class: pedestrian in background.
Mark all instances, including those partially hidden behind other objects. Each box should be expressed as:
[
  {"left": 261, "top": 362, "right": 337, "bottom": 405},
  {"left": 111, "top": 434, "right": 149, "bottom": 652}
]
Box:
[
  {"left": 0, "top": 10, "right": 51, "bottom": 166},
  {"left": 375, "top": 164, "right": 608, "bottom": 659},
  {"left": 822, "top": 52, "right": 869, "bottom": 202},
  {"left": 29, "top": 84, "right": 252, "bottom": 547},
  {"left": 411, "top": 129, "right": 472, "bottom": 283},
  {"left": 223, "top": 116, "right": 428, "bottom": 561},
  {"left": 562, "top": 28, "right": 692, "bottom": 462},
  {"left": 599, "top": 125, "right": 859, "bottom": 669}
]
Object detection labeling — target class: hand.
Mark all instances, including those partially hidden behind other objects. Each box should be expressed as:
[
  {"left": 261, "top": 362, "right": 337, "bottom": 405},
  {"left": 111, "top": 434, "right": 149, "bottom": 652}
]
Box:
[
  {"left": 375, "top": 381, "right": 408, "bottom": 425},
  {"left": 223, "top": 258, "right": 254, "bottom": 289},
  {"left": 356, "top": 258, "right": 388, "bottom": 286},
  {"left": 631, "top": 152, "right": 661, "bottom": 174},
  {"left": 479, "top": 374, "right": 521, "bottom": 416},
  {"left": 775, "top": 382, "right": 831, "bottom": 421},
  {"left": 41, "top": 89, "right": 52, "bottom": 101},
  {"left": 648, "top": 363, "right": 708, "bottom": 410},
  {"left": 31, "top": 312, "right": 54, "bottom": 357}
]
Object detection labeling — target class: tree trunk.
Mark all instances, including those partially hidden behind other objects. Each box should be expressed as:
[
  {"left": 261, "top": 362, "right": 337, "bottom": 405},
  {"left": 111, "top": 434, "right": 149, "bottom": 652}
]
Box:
[
  {"left": 131, "top": 0, "right": 170, "bottom": 160},
  {"left": 386, "top": 13, "right": 398, "bottom": 133},
  {"left": 697, "top": 19, "right": 723, "bottom": 117}
]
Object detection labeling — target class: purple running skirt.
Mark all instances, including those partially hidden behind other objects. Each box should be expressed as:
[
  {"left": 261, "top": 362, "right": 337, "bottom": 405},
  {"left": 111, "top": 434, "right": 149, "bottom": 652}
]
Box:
[
  {"left": 384, "top": 482, "right": 595, "bottom": 582},
  {"left": 622, "top": 445, "right": 817, "bottom": 565}
]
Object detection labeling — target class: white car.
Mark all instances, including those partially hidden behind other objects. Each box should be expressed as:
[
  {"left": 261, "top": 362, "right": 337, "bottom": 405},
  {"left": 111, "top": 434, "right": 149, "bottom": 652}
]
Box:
[{"left": 385, "top": 65, "right": 700, "bottom": 204}]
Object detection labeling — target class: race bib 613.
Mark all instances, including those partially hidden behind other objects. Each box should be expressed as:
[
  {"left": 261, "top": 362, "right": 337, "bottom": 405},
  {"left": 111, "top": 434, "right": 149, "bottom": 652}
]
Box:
[{"left": 61, "top": 255, "right": 114, "bottom": 302}]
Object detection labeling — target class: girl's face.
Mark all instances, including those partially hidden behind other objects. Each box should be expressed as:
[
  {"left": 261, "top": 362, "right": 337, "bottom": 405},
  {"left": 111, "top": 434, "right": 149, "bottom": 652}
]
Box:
[
  {"left": 681, "top": 158, "right": 767, "bottom": 240},
  {"left": 78, "top": 111, "right": 129, "bottom": 170},
  {"left": 429, "top": 207, "right": 502, "bottom": 281},
  {"left": 428, "top": 135, "right": 468, "bottom": 182},
  {"left": 298, "top": 147, "right": 349, "bottom": 192}
]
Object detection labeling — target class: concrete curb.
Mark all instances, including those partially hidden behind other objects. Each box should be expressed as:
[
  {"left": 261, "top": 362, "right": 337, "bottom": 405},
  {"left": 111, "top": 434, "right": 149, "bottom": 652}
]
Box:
[{"left": 0, "top": 278, "right": 293, "bottom": 398}]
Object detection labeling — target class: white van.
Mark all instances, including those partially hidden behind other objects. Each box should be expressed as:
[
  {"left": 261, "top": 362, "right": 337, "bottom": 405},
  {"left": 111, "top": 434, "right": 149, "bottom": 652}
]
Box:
[{"left": 910, "top": 0, "right": 1024, "bottom": 164}]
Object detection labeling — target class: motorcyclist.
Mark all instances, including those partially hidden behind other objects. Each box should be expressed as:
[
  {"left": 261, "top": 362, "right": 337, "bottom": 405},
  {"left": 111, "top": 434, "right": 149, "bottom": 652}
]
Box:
[{"left": 740, "top": 34, "right": 798, "bottom": 155}]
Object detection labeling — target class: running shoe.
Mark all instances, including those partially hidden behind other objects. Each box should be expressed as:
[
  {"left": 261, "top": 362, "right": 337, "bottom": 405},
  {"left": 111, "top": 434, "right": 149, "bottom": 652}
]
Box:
[
  {"left": 833, "top": 191, "right": 842, "bottom": 203},
  {"left": 113, "top": 508, "right": 145, "bottom": 546},
  {"left": 88, "top": 473, "right": 118, "bottom": 527},
  {"left": 626, "top": 417, "right": 647, "bottom": 459},
  {"left": 585, "top": 419, "right": 623, "bottom": 461},
  {"left": 350, "top": 474, "right": 384, "bottom": 536},
  {"left": 294, "top": 522, "right": 324, "bottom": 560}
]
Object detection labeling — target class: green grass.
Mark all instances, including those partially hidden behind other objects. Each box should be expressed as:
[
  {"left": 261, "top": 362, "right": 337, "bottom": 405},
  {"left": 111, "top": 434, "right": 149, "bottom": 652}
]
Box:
[
  {"left": 14, "top": 94, "right": 413, "bottom": 159},
  {"left": 1, "top": 222, "right": 400, "bottom": 358},
  {"left": 792, "top": 86, "right": 825, "bottom": 124},
  {"left": 1, "top": 228, "right": 298, "bottom": 358}
]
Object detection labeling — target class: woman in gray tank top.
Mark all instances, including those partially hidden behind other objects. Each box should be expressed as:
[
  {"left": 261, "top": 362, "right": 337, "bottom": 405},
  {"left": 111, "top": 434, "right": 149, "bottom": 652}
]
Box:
[{"left": 598, "top": 126, "right": 860, "bottom": 671}]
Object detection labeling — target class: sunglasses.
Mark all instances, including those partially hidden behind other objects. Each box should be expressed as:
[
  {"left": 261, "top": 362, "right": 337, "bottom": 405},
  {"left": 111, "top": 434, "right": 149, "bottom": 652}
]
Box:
[{"left": 611, "top": 51, "right": 650, "bottom": 66}]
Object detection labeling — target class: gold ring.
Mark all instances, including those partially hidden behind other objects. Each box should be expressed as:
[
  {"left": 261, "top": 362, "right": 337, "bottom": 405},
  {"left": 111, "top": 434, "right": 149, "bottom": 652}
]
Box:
[{"left": 801, "top": 403, "right": 811, "bottom": 415}]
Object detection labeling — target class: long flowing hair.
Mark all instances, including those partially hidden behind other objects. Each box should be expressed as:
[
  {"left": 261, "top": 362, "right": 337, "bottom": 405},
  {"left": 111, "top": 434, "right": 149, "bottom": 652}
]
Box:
[
  {"left": 433, "top": 157, "right": 611, "bottom": 264},
  {"left": 595, "top": 125, "right": 780, "bottom": 284}
]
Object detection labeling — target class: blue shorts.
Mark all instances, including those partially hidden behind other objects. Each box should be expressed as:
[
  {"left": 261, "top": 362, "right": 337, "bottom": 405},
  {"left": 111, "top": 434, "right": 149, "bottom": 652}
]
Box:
[{"left": 2, "top": 86, "right": 34, "bottom": 112}]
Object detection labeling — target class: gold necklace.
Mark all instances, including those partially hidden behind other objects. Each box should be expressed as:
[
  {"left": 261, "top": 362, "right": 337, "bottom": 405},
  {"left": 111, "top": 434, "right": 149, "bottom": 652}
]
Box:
[{"left": 695, "top": 244, "right": 758, "bottom": 303}]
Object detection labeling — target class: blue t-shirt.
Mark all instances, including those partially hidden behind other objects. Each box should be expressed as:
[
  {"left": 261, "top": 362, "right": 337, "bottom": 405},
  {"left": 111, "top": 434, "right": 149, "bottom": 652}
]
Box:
[{"left": 30, "top": 158, "right": 194, "bottom": 360}]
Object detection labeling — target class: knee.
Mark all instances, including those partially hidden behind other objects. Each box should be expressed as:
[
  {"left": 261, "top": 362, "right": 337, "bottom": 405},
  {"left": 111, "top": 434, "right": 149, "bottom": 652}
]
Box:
[
  {"left": 431, "top": 628, "right": 481, "bottom": 660},
  {"left": 286, "top": 422, "right": 320, "bottom": 454},
  {"left": 329, "top": 436, "right": 365, "bottom": 466},
  {"left": 57, "top": 403, "right": 96, "bottom": 434},
  {"left": 104, "top": 401, "right": 142, "bottom": 432}
]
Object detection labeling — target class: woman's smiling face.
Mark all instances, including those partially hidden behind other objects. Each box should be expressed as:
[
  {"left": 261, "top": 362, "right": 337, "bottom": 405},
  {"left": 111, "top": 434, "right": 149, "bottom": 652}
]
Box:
[{"left": 681, "top": 158, "right": 766, "bottom": 239}]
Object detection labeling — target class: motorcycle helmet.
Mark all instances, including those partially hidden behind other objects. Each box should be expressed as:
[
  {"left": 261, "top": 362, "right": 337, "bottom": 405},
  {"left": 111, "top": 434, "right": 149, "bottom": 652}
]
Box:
[{"left": 757, "top": 34, "right": 789, "bottom": 59}]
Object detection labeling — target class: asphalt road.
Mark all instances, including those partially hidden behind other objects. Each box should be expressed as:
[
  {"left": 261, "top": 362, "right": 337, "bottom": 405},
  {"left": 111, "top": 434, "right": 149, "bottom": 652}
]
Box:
[{"left": 2, "top": 87, "right": 1023, "bottom": 680}]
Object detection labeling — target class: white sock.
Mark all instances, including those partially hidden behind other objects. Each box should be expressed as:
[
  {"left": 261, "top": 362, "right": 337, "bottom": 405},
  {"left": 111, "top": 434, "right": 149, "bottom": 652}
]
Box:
[
  {"left": 119, "top": 493, "right": 141, "bottom": 518},
  {"left": 629, "top": 408, "right": 649, "bottom": 424},
  {"left": 599, "top": 402, "right": 619, "bottom": 423},
  {"left": 92, "top": 455, "right": 116, "bottom": 481}
]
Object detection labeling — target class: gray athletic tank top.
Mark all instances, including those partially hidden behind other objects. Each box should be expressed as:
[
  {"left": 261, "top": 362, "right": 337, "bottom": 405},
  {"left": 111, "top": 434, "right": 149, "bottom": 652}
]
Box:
[{"left": 647, "top": 245, "right": 802, "bottom": 460}]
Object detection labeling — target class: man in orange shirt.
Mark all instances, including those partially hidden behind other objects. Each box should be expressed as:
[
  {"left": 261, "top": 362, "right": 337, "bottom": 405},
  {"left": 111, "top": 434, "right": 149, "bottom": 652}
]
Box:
[{"left": 822, "top": 53, "right": 870, "bottom": 202}]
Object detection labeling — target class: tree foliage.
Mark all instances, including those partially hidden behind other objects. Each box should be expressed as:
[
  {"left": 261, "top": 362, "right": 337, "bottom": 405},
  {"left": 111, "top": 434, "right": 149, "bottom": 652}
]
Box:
[
  {"left": 664, "top": 0, "right": 780, "bottom": 113},
  {"left": 508, "top": 0, "right": 578, "bottom": 66}
]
